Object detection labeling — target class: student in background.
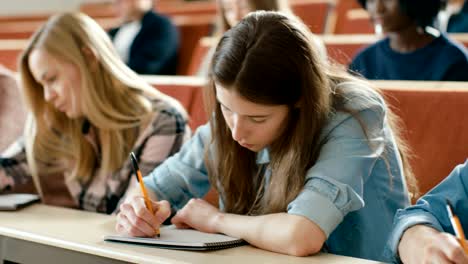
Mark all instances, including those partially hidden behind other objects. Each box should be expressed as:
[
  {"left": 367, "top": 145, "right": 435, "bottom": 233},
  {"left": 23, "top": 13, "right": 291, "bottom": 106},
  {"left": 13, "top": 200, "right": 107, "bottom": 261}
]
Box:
[
  {"left": 197, "top": 0, "right": 326, "bottom": 76},
  {"left": 0, "top": 13, "right": 190, "bottom": 213},
  {"left": 109, "top": 0, "right": 179, "bottom": 75},
  {"left": 447, "top": 0, "right": 468, "bottom": 32},
  {"left": 350, "top": 0, "right": 468, "bottom": 81},
  {"left": 196, "top": 0, "right": 290, "bottom": 76},
  {"left": 116, "top": 11, "right": 415, "bottom": 261},
  {"left": 387, "top": 161, "right": 468, "bottom": 263}
]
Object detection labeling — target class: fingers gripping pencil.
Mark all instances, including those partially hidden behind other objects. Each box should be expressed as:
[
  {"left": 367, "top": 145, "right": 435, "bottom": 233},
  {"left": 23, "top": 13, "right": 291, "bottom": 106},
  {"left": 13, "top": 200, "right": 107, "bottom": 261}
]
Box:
[
  {"left": 446, "top": 199, "right": 468, "bottom": 254},
  {"left": 130, "top": 152, "right": 160, "bottom": 237}
]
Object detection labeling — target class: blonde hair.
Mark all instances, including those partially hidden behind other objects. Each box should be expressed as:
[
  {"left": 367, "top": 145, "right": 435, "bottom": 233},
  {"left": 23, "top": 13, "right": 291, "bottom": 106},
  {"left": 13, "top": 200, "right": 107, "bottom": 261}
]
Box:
[{"left": 19, "top": 12, "right": 185, "bottom": 197}]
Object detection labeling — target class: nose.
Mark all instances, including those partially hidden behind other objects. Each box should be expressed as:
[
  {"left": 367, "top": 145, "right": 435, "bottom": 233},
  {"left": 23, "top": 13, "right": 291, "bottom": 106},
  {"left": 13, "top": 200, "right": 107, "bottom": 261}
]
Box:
[{"left": 230, "top": 115, "right": 246, "bottom": 142}]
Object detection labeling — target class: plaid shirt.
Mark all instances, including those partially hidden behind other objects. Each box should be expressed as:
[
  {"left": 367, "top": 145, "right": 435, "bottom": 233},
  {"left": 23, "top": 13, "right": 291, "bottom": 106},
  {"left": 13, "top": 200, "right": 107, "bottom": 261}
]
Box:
[{"left": 0, "top": 99, "right": 190, "bottom": 214}]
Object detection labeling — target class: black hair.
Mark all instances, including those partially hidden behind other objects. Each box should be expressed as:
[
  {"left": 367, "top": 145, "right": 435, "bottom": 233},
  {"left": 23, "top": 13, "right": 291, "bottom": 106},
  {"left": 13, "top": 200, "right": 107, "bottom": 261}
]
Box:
[{"left": 357, "top": 0, "right": 447, "bottom": 28}]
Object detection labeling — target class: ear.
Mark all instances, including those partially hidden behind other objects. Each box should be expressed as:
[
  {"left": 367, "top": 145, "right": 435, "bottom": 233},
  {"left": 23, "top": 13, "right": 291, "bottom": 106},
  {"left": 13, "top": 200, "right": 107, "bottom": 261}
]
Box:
[{"left": 81, "top": 45, "right": 99, "bottom": 70}]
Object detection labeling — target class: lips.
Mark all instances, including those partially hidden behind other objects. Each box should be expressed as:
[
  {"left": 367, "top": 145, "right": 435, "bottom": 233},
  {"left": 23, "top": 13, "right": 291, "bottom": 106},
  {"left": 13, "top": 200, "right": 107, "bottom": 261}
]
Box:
[
  {"left": 239, "top": 142, "right": 254, "bottom": 149},
  {"left": 55, "top": 103, "right": 66, "bottom": 112}
]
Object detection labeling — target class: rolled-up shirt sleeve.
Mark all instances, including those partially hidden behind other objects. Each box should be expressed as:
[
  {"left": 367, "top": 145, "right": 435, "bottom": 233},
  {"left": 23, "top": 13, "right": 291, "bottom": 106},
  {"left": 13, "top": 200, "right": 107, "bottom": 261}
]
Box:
[
  {"left": 143, "top": 124, "right": 212, "bottom": 212},
  {"left": 287, "top": 99, "right": 386, "bottom": 237},
  {"left": 386, "top": 161, "right": 468, "bottom": 262}
]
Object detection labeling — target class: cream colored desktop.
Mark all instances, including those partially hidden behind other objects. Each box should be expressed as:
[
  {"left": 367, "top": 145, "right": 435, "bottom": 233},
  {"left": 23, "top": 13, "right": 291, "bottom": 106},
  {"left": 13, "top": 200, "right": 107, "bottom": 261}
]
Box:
[{"left": 0, "top": 204, "right": 385, "bottom": 264}]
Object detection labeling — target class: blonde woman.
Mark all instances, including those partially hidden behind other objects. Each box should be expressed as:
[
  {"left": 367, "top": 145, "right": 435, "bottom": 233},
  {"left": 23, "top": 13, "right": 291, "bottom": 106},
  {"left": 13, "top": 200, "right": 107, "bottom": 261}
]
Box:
[{"left": 0, "top": 13, "right": 190, "bottom": 213}]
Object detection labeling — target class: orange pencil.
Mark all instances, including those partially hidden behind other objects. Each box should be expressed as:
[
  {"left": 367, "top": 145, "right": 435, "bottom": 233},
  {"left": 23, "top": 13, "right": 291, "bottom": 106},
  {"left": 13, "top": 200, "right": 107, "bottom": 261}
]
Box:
[
  {"left": 130, "top": 152, "right": 160, "bottom": 237},
  {"left": 446, "top": 199, "right": 467, "bottom": 253}
]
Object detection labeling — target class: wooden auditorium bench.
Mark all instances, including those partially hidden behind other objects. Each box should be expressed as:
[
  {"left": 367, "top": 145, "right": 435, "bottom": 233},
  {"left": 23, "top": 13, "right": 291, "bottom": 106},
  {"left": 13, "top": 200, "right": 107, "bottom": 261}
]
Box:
[
  {"left": 172, "top": 14, "right": 215, "bottom": 75},
  {"left": 0, "top": 39, "right": 29, "bottom": 71},
  {"left": 141, "top": 75, "right": 208, "bottom": 130},
  {"left": 333, "top": 8, "right": 374, "bottom": 34},
  {"left": 0, "top": 13, "right": 213, "bottom": 76},
  {"left": 376, "top": 81, "right": 468, "bottom": 198},
  {"left": 291, "top": 0, "right": 334, "bottom": 34}
]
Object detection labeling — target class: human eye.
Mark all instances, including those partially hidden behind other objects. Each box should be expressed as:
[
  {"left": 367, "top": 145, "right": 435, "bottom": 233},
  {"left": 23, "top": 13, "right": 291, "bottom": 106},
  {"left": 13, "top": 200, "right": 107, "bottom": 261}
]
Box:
[
  {"left": 250, "top": 117, "right": 267, "bottom": 123},
  {"left": 220, "top": 104, "right": 231, "bottom": 113},
  {"left": 45, "top": 75, "right": 57, "bottom": 84}
]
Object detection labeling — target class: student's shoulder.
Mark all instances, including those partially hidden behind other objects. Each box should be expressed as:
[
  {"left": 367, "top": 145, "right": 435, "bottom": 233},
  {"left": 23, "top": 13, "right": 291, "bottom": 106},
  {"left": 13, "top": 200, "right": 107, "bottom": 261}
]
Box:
[
  {"left": 457, "top": 160, "right": 468, "bottom": 181},
  {"left": 353, "top": 38, "right": 388, "bottom": 60},
  {"left": 148, "top": 99, "right": 188, "bottom": 134},
  {"left": 335, "top": 81, "right": 386, "bottom": 114},
  {"left": 144, "top": 11, "right": 175, "bottom": 27},
  {"left": 350, "top": 38, "right": 388, "bottom": 73},
  {"left": 438, "top": 34, "right": 468, "bottom": 60},
  {"left": 322, "top": 81, "right": 387, "bottom": 136}
]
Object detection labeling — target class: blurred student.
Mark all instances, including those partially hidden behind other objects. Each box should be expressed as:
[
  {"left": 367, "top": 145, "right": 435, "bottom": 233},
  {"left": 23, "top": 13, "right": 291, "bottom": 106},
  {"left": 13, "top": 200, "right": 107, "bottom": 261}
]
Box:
[
  {"left": 197, "top": 0, "right": 289, "bottom": 76},
  {"left": 350, "top": 0, "right": 468, "bottom": 81},
  {"left": 0, "top": 13, "right": 190, "bottom": 213},
  {"left": 447, "top": 0, "right": 468, "bottom": 32},
  {"left": 116, "top": 11, "right": 415, "bottom": 261},
  {"left": 388, "top": 161, "right": 468, "bottom": 264},
  {"left": 109, "top": 0, "right": 179, "bottom": 75},
  {"left": 0, "top": 65, "right": 26, "bottom": 152},
  {"left": 197, "top": 0, "right": 326, "bottom": 76}
]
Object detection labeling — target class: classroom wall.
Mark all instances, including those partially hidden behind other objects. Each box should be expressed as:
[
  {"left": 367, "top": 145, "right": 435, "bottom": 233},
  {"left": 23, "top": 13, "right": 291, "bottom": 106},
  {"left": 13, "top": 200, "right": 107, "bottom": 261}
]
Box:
[{"left": 0, "top": 0, "right": 109, "bottom": 16}]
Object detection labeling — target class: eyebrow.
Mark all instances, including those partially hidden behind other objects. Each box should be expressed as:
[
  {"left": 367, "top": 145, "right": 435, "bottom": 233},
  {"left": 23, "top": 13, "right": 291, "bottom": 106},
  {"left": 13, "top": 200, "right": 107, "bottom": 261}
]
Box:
[{"left": 217, "top": 98, "right": 271, "bottom": 118}]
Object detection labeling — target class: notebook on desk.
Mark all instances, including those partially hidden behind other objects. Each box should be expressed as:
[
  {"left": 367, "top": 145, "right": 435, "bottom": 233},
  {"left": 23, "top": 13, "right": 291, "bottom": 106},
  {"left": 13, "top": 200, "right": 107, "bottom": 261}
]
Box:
[
  {"left": 104, "top": 225, "right": 246, "bottom": 251},
  {"left": 0, "top": 193, "right": 40, "bottom": 211}
]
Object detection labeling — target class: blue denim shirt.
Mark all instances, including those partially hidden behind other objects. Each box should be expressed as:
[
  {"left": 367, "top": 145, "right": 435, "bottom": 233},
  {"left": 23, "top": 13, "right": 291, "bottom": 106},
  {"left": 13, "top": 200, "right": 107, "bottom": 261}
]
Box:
[
  {"left": 386, "top": 161, "right": 468, "bottom": 262},
  {"left": 144, "top": 82, "right": 410, "bottom": 262}
]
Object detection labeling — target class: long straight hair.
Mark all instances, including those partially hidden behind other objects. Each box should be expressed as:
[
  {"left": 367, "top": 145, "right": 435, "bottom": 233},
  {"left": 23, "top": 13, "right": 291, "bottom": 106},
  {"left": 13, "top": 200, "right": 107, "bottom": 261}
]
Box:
[
  {"left": 19, "top": 13, "right": 185, "bottom": 197},
  {"left": 205, "top": 11, "right": 416, "bottom": 215}
]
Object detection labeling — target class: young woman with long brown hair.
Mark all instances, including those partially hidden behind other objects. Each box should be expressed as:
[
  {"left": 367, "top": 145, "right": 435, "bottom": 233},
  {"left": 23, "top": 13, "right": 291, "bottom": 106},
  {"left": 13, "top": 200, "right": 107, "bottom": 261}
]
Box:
[{"left": 116, "top": 11, "right": 416, "bottom": 261}]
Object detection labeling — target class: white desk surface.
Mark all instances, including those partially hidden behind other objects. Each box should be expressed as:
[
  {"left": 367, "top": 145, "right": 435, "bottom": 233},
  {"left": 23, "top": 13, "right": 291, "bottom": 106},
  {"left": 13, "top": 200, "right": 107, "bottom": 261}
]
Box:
[{"left": 0, "top": 204, "right": 385, "bottom": 264}]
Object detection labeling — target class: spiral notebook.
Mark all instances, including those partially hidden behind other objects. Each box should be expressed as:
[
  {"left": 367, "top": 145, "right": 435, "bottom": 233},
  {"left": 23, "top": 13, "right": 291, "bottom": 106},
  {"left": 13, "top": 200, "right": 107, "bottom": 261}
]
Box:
[
  {"left": 0, "top": 193, "right": 40, "bottom": 211},
  {"left": 104, "top": 225, "right": 246, "bottom": 251}
]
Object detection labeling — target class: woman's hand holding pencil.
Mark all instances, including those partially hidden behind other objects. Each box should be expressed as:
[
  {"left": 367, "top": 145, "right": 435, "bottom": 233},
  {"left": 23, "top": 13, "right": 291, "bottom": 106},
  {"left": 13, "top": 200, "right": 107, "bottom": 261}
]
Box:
[
  {"left": 399, "top": 224, "right": 468, "bottom": 264},
  {"left": 115, "top": 152, "right": 171, "bottom": 238},
  {"left": 116, "top": 196, "right": 171, "bottom": 237},
  {"left": 398, "top": 200, "right": 468, "bottom": 264}
]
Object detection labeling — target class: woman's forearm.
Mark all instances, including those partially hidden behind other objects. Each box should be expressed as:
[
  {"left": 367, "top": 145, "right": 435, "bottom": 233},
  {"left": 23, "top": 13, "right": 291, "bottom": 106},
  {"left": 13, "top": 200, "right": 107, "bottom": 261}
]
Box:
[{"left": 214, "top": 212, "right": 326, "bottom": 256}]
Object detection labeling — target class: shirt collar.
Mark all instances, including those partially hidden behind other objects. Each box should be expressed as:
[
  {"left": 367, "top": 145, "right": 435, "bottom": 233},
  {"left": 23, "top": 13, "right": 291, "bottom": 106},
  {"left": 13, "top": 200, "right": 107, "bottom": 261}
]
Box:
[{"left": 256, "top": 147, "right": 271, "bottom": 164}]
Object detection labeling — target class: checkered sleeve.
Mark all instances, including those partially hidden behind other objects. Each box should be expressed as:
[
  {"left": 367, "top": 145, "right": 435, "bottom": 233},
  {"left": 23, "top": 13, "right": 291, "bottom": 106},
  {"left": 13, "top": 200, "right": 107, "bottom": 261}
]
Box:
[
  {"left": 0, "top": 138, "right": 35, "bottom": 193},
  {"left": 137, "top": 107, "right": 191, "bottom": 176},
  {"left": 110, "top": 105, "right": 191, "bottom": 213}
]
